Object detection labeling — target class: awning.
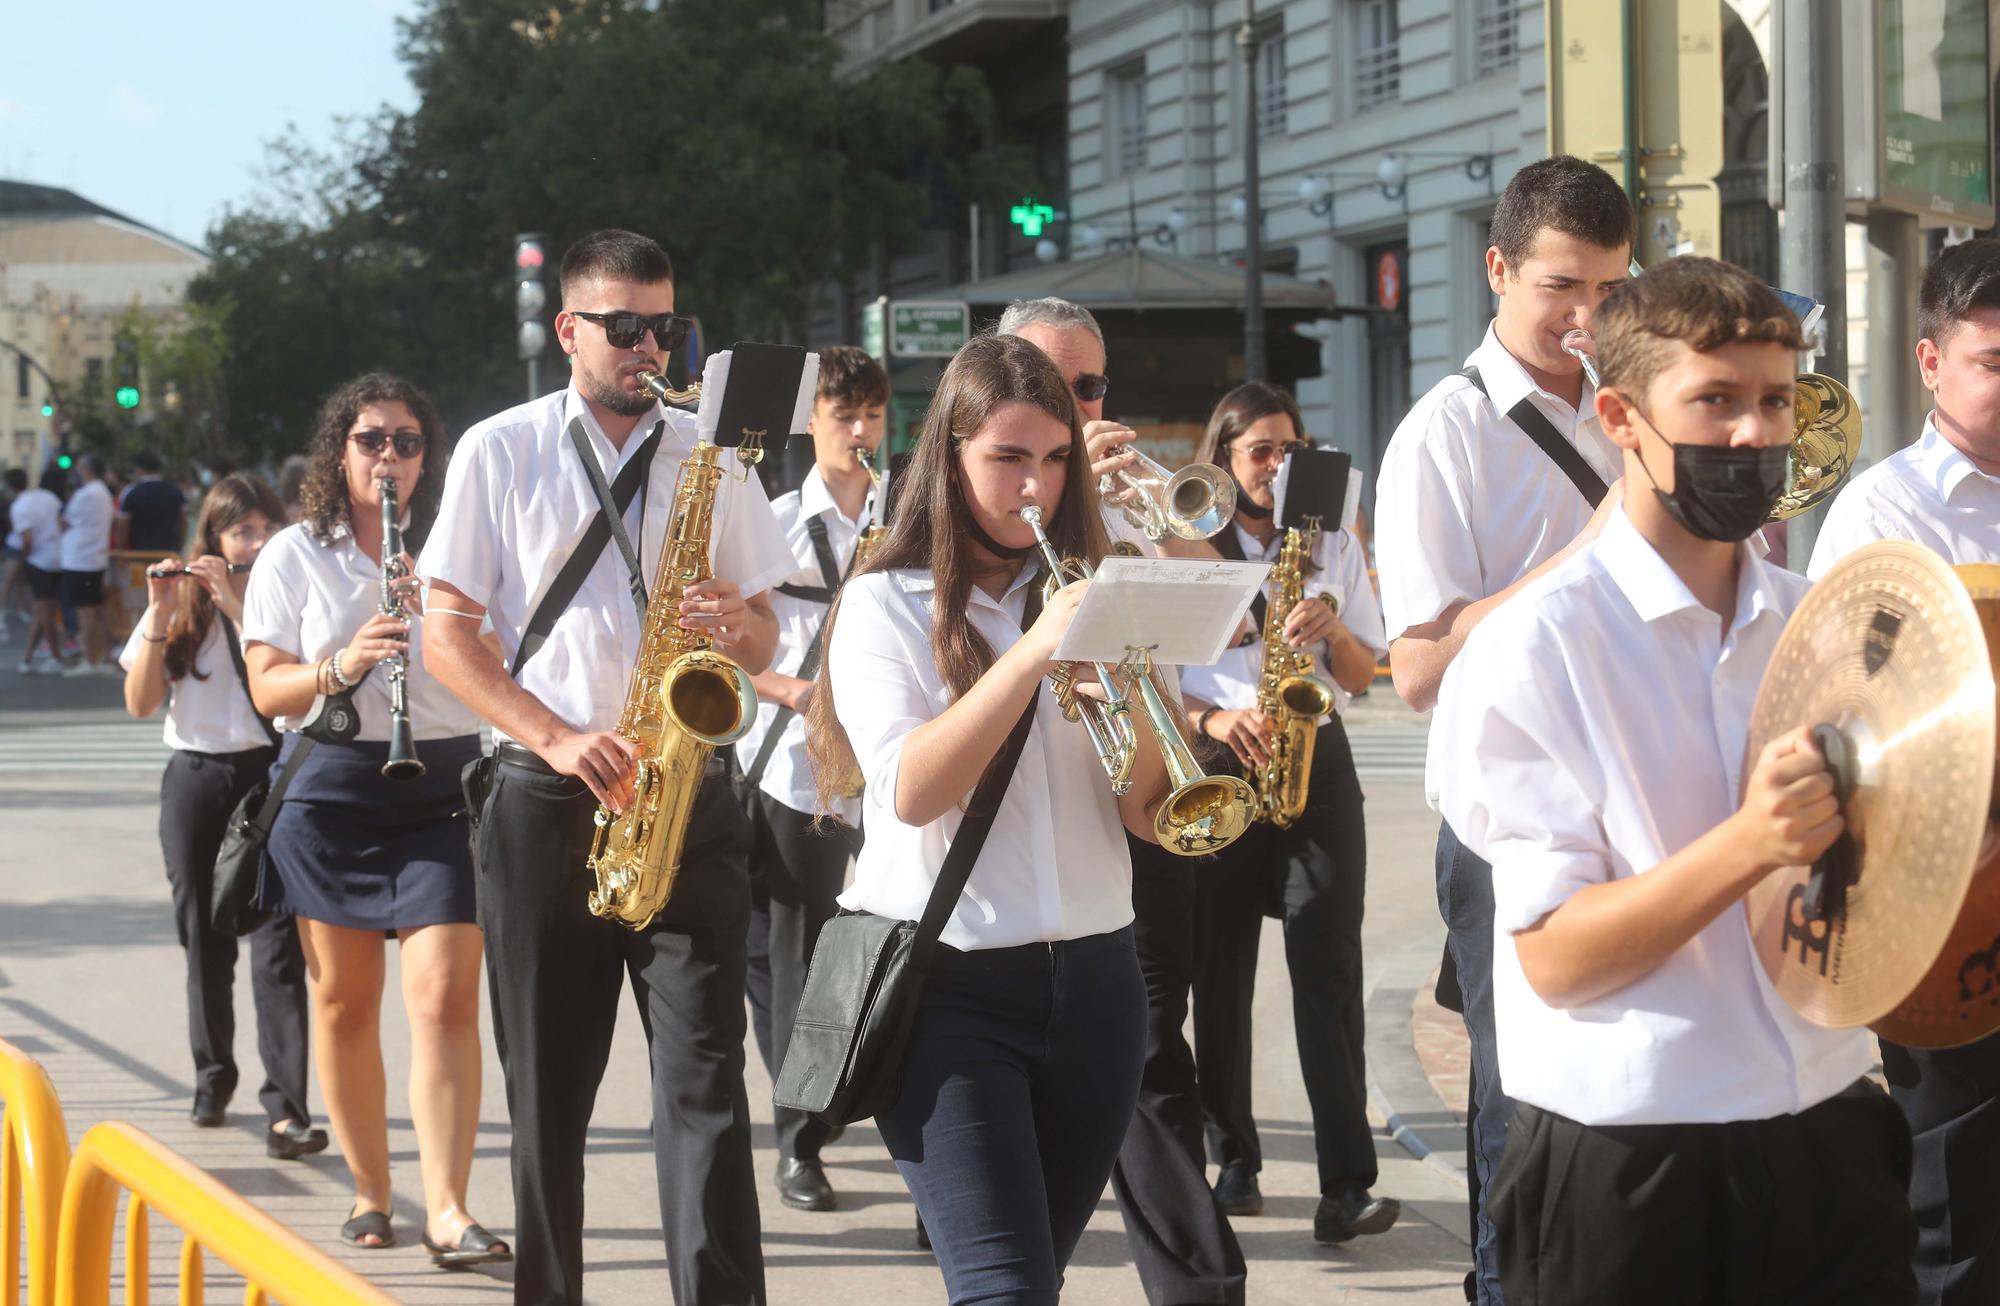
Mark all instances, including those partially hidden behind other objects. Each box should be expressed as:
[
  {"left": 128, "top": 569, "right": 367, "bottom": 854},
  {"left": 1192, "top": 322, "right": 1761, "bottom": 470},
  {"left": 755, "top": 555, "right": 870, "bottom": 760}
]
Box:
[{"left": 953, "top": 246, "right": 1368, "bottom": 314}]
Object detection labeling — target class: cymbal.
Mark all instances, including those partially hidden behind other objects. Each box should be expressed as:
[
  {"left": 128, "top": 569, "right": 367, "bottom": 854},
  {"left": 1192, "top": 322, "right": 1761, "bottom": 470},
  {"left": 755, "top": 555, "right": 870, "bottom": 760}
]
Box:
[
  {"left": 1872, "top": 563, "right": 2000, "bottom": 1048},
  {"left": 1744, "top": 542, "right": 1996, "bottom": 1033}
]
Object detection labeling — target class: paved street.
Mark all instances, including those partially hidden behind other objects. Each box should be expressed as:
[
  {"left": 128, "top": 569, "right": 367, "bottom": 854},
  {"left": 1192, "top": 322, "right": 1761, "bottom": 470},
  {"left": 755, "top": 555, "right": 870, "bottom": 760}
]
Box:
[{"left": 0, "top": 632, "right": 1472, "bottom": 1304}]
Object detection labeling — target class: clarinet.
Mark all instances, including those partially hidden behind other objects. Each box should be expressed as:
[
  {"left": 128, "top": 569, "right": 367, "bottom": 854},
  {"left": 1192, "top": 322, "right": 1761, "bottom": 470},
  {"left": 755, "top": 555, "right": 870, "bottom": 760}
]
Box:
[{"left": 378, "top": 476, "right": 426, "bottom": 781}]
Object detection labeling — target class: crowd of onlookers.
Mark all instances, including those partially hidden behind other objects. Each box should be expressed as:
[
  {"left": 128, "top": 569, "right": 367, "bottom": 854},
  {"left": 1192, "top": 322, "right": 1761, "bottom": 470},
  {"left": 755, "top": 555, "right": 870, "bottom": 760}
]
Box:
[{"left": 0, "top": 451, "right": 311, "bottom": 674}]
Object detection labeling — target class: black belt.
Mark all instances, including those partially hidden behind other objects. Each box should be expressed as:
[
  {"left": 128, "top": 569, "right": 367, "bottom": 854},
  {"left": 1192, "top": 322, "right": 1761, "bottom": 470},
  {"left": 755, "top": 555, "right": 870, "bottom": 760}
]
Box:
[{"left": 493, "top": 740, "right": 729, "bottom": 780}]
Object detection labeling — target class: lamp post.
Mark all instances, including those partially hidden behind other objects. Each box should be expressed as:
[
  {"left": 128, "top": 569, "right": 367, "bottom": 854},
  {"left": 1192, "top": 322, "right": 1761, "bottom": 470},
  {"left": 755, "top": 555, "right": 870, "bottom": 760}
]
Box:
[{"left": 1239, "top": 0, "right": 1265, "bottom": 383}]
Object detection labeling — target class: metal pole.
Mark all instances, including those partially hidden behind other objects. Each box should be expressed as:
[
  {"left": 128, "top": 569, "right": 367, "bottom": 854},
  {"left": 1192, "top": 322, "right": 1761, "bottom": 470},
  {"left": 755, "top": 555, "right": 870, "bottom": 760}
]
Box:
[
  {"left": 1779, "top": 0, "right": 1845, "bottom": 570},
  {"left": 527, "top": 358, "right": 539, "bottom": 404},
  {"left": 1239, "top": 0, "right": 1266, "bottom": 383},
  {"left": 1864, "top": 210, "right": 1924, "bottom": 464}
]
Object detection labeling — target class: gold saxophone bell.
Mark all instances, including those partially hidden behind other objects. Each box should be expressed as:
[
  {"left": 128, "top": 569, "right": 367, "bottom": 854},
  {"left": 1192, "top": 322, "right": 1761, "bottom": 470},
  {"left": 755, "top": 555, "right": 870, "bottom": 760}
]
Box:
[{"left": 1769, "top": 373, "right": 1863, "bottom": 522}]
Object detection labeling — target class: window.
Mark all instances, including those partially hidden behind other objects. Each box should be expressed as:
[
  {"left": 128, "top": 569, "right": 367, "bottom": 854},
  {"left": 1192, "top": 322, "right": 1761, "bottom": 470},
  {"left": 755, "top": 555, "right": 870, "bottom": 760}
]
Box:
[
  {"left": 1108, "top": 60, "right": 1149, "bottom": 175},
  {"left": 1257, "top": 22, "right": 1288, "bottom": 138},
  {"left": 1354, "top": 0, "right": 1401, "bottom": 113},
  {"left": 15, "top": 355, "right": 27, "bottom": 400},
  {"left": 1472, "top": 0, "right": 1518, "bottom": 78},
  {"left": 86, "top": 357, "right": 104, "bottom": 391}
]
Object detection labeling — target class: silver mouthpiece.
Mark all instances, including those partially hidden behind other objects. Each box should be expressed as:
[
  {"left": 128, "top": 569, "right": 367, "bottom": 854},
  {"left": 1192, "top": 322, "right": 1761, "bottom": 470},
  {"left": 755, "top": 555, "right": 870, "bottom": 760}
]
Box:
[{"left": 1562, "top": 329, "right": 1601, "bottom": 389}]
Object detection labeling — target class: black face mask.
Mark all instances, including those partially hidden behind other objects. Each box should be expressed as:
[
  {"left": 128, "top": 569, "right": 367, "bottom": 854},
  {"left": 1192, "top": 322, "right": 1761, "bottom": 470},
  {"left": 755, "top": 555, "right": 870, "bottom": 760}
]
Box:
[{"left": 1633, "top": 414, "right": 1790, "bottom": 543}]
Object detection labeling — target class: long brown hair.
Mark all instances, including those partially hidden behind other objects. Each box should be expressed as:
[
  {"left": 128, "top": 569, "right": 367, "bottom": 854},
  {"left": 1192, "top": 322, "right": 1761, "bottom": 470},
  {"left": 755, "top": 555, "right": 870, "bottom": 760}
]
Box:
[
  {"left": 297, "top": 373, "right": 450, "bottom": 548},
  {"left": 804, "top": 333, "right": 1109, "bottom": 812},
  {"left": 1195, "top": 380, "right": 1306, "bottom": 466},
  {"left": 164, "top": 473, "right": 287, "bottom": 682}
]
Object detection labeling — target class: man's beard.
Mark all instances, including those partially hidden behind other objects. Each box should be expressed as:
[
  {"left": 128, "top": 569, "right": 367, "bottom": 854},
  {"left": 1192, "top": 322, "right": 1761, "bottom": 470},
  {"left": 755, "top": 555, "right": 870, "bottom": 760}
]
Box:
[{"left": 583, "top": 365, "right": 655, "bottom": 417}]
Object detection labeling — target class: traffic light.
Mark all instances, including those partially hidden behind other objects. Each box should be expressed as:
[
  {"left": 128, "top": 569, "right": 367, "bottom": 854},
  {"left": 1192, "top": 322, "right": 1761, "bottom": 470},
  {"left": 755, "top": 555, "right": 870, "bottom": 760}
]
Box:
[
  {"left": 113, "top": 332, "right": 141, "bottom": 411},
  {"left": 56, "top": 453, "right": 73, "bottom": 470},
  {"left": 39, "top": 401, "right": 53, "bottom": 417},
  {"left": 514, "top": 233, "right": 548, "bottom": 362}
]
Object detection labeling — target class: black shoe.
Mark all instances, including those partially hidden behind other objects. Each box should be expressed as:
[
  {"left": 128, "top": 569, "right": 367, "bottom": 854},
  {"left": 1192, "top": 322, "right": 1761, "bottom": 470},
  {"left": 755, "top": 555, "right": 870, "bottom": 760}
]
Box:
[
  {"left": 1313, "top": 1188, "right": 1400, "bottom": 1244},
  {"left": 266, "top": 1120, "right": 330, "bottom": 1160},
  {"left": 775, "top": 1158, "right": 836, "bottom": 1212},
  {"left": 189, "top": 1093, "right": 226, "bottom": 1128},
  {"left": 1213, "top": 1163, "right": 1263, "bottom": 1217}
]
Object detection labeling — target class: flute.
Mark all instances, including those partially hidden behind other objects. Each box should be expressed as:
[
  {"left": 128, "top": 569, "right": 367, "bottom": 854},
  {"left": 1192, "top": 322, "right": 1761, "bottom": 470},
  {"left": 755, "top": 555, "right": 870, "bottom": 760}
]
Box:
[{"left": 148, "top": 562, "right": 254, "bottom": 577}]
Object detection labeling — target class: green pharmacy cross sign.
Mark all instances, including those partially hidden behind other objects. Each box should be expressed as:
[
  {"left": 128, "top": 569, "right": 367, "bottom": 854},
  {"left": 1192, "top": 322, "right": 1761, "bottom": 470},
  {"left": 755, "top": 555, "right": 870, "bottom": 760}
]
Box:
[{"left": 1010, "top": 199, "right": 1060, "bottom": 237}]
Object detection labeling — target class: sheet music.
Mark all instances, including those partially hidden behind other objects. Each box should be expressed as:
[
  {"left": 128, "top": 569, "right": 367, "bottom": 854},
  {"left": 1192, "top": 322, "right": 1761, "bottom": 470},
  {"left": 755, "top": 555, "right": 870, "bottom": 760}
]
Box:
[{"left": 1053, "top": 557, "right": 1271, "bottom": 666}]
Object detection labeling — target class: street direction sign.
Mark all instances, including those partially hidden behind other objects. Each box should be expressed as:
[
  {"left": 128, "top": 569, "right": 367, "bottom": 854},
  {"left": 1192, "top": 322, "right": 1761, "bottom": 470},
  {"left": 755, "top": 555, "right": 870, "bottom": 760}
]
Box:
[{"left": 887, "top": 300, "right": 971, "bottom": 359}]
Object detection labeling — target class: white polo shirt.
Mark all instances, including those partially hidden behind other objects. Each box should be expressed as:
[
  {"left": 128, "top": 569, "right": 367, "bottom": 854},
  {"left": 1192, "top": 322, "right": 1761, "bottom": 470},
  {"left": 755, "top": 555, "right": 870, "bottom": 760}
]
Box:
[
  {"left": 1808, "top": 414, "right": 2000, "bottom": 575},
  {"left": 419, "top": 384, "right": 794, "bottom": 742},
  {"left": 734, "top": 465, "right": 873, "bottom": 821},
  {"left": 243, "top": 520, "right": 480, "bottom": 742},
  {"left": 119, "top": 621, "right": 273, "bottom": 755},
  {"left": 1375, "top": 325, "right": 1618, "bottom": 800},
  {"left": 1179, "top": 522, "right": 1387, "bottom": 716},
  {"left": 59, "top": 479, "right": 114, "bottom": 572},
  {"left": 830, "top": 564, "right": 1136, "bottom": 952},
  {"left": 10, "top": 488, "right": 62, "bottom": 571},
  {"left": 1435, "top": 507, "right": 1872, "bottom": 1126}
]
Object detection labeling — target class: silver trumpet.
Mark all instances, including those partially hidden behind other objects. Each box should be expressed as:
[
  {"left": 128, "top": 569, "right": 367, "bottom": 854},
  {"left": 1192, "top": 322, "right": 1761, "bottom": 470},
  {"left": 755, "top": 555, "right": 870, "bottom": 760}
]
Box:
[
  {"left": 1100, "top": 446, "right": 1237, "bottom": 542},
  {"left": 1561, "top": 328, "right": 1602, "bottom": 390},
  {"left": 377, "top": 476, "right": 425, "bottom": 782},
  {"left": 1019, "top": 504, "right": 1256, "bottom": 856}
]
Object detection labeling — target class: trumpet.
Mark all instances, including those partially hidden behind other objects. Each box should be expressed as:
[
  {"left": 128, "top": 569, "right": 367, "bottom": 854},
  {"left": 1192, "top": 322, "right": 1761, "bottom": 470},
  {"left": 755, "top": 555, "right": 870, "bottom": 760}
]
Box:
[
  {"left": 1561, "top": 328, "right": 1861, "bottom": 521},
  {"left": 1019, "top": 504, "right": 1256, "bottom": 856},
  {"left": 1100, "top": 446, "right": 1238, "bottom": 542},
  {"left": 377, "top": 476, "right": 425, "bottom": 782}
]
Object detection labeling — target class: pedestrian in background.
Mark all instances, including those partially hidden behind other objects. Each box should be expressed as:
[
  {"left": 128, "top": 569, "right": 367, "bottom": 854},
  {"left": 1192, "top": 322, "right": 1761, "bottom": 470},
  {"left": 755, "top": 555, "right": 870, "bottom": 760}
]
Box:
[
  {"left": 10, "top": 465, "right": 66, "bottom": 672},
  {"left": 59, "top": 454, "right": 116, "bottom": 677}
]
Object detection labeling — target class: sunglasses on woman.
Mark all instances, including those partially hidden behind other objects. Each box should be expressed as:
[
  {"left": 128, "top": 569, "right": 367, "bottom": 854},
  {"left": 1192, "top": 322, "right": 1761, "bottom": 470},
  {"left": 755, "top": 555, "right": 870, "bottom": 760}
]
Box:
[
  {"left": 349, "top": 429, "right": 427, "bottom": 458},
  {"left": 574, "top": 310, "right": 692, "bottom": 354}
]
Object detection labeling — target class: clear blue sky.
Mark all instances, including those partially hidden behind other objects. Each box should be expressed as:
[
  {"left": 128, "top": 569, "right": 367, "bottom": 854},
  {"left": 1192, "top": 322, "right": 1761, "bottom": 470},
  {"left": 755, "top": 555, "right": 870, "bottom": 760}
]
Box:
[{"left": 3, "top": 1, "right": 419, "bottom": 249}]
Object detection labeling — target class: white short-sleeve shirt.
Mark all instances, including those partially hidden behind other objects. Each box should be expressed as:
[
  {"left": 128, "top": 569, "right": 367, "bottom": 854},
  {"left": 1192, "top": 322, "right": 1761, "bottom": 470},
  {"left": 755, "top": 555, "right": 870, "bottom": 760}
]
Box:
[
  {"left": 1808, "top": 414, "right": 2000, "bottom": 575},
  {"left": 242, "top": 520, "right": 480, "bottom": 741},
  {"left": 1179, "top": 522, "right": 1388, "bottom": 715},
  {"left": 59, "top": 479, "right": 114, "bottom": 572},
  {"left": 1434, "top": 506, "right": 1872, "bottom": 1126},
  {"left": 733, "top": 466, "right": 874, "bottom": 820},
  {"left": 119, "top": 621, "right": 273, "bottom": 754},
  {"left": 830, "top": 564, "right": 1136, "bottom": 952},
  {"left": 10, "top": 488, "right": 62, "bottom": 571},
  {"left": 418, "top": 384, "right": 795, "bottom": 741}
]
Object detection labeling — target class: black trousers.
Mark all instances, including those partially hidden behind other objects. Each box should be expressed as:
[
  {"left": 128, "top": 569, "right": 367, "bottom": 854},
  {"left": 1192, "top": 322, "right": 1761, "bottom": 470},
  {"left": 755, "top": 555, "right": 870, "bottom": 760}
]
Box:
[
  {"left": 1882, "top": 1034, "right": 2000, "bottom": 1306},
  {"left": 1191, "top": 720, "right": 1376, "bottom": 1194},
  {"left": 745, "top": 790, "right": 859, "bottom": 1164},
  {"left": 1111, "top": 835, "right": 1247, "bottom": 1306},
  {"left": 473, "top": 753, "right": 764, "bottom": 1306},
  {"left": 1437, "top": 820, "right": 1512, "bottom": 1305},
  {"left": 158, "top": 746, "right": 309, "bottom": 1127},
  {"left": 1491, "top": 1081, "right": 1916, "bottom": 1306}
]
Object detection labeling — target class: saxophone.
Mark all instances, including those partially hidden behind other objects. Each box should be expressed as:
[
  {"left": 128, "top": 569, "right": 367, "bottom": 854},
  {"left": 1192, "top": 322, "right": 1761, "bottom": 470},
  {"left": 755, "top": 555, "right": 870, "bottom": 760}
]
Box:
[
  {"left": 586, "top": 371, "right": 759, "bottom": 930},
  {"left": 1252, "top": 521, "right": 1337, "bottom": 827},
  {"left": 852, "top": 446, "right": 887, "bottom": 571}
]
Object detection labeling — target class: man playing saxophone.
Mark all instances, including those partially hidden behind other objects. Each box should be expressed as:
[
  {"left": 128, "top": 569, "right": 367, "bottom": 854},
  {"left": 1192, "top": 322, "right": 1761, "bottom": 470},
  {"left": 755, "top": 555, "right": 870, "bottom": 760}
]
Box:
[
  {"left": 733, "top": 345, "right": 889, "bottom": 1215},
  {"left": 419, "top": 229, "right": 794, "bottom": 1306},
  {"left": 1179, "top": 382, "right": 1396, "bottom": 1245}
]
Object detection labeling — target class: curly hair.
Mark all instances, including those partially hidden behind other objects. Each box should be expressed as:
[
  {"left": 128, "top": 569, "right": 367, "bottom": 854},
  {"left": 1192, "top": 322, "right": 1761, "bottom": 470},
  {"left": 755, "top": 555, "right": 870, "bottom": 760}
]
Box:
[{"left": 297, "top": 373, "right": 450, "bottom": 549}]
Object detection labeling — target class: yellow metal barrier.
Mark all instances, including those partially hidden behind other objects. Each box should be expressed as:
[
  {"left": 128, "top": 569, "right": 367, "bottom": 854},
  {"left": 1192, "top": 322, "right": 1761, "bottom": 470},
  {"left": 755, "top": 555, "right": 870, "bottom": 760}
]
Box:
[
  {"left": 1, "top": 1036, "right": 71, "bottom": 1306},
  {"left": 53, "top": 1124, "right": 394, "bottom": 1306}
]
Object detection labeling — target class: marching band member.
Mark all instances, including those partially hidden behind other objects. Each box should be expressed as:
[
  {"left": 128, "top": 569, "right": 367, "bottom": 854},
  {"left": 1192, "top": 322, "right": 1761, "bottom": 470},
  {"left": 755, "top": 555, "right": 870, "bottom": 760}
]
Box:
[
  {"left": 804, "top": 332, "right": 1169, "bottom": 1304},
  {"left": 1000, "top": 299, "right": 1246, "bottom": 1303},
  {"left": 1809, "top": 236, "right": 2000, "bottom": 1306},
  {"left": 421, "top": 229, "right": 793, "bottom": 1306},
  {"left": 121, "top": 473, "right": 320, "bottom": 1157},
  {"left": 1373, "top": 155, "right": 1634, "bottom": 1304},
  {"left": 1179, "top": 383, "right": 1394, "bottom": 1241},
  {"left": 241, "top": 374, "right": 503, "bottom": 1266},
  {"left": 1439, "top": 257, "right": 1913, "bottom": 1303},
  {"left": 735, "top": 344, "right": 887, "bottom": 1214}
]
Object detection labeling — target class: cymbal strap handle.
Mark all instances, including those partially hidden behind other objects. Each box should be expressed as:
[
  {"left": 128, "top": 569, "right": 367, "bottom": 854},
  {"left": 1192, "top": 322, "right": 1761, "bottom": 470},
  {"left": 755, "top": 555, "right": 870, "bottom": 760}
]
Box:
[{"left": 1805, "top": 723, "right": 1858, "bottom": 924}]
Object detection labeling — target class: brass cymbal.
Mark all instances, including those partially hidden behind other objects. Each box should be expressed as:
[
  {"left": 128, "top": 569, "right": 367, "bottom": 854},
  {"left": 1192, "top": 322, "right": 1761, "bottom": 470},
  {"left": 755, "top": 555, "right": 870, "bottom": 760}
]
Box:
[
  {"left": 1872, "top": 563, "right": 2000, "bottom": 1048},
  {"left": 1743, "top": 541, "right": 1996, "bottom": 1032}
]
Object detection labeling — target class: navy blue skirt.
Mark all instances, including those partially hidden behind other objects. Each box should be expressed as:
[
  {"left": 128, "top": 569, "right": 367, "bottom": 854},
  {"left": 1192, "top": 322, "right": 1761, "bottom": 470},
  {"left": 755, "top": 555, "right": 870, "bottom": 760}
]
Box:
[{"left": 261, "top": 733, "right": 482, "bottom": 933}]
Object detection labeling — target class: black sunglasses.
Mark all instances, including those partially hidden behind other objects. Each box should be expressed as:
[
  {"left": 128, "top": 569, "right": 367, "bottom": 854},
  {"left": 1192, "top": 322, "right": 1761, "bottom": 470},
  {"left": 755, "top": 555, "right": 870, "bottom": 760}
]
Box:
[
  {"left": 349, "top": 429, "right": 427, "bottom": 458},
  {"left": 574, "top": 310, "right": 691, "bottom": 354},
  {"left": 1072, "top": 372, "right": 1110, "bottom": 403}
]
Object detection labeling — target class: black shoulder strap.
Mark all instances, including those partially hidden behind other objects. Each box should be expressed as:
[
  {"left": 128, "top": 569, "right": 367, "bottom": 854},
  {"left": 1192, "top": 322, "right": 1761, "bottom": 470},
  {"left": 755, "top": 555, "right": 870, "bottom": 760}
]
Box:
[
  {"left": 244, "top": 735, "right": 318, "bottom": 835},
  {"left": 567, "top": 417, "right": 660, "bottom": 619},
  {"left": 1459, "top": 366, "right": 1608, "bottom": 508},
  {"left": 912, "top": 582, "right": 1046, "bottom": 969},
  {"left": 511, "top": 422, "right": 664, "bottom": 680},
  {"left": 218, "top": 616, "right": 281, "bottom": 746},
  {"left": 744, "top": 515, "right": 867, "bottom": 789},
  {"left": 1208, "top": 526, "right": 1267, "bottom": 645}
]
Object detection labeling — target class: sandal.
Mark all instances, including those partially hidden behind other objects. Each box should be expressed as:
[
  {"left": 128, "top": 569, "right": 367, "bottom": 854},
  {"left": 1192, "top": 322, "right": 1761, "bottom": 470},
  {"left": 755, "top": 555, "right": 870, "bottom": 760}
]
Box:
[
  {"left": 340, "top": 1209, "right": 396, "bottom": 1249},
  {"left": 422, "top": 1222, "right": 512, "bottom": 1269}
]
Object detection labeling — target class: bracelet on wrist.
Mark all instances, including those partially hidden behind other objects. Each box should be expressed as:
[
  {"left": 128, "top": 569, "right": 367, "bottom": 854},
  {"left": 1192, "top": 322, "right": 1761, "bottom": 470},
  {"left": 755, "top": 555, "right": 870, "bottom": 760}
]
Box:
[
  {"left": 328, "top": 649, "right": 355, "bottom": 691},
  {"left": 1195, "top": 706, "right": 1221, "bottom": 739},
  {"left": 140, "top": 628, "right": 168, "bottom": 644}
]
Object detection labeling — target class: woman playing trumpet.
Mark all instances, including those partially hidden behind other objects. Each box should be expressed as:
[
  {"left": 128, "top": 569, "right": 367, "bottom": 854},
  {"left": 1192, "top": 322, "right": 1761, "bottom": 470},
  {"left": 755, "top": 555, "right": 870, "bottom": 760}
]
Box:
[{"left": 805, "top": 333, "right": 1179, "bottom": 1302}]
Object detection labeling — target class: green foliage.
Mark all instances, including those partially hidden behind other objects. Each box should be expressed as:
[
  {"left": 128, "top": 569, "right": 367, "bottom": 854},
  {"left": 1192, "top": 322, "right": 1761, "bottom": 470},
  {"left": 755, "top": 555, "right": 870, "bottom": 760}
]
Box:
[
  {"left": 187, "top": 0, "right": 1032, "bottom": 459},
  {"left": 51, "top": 303, "right": 233, "bottom": 470}
]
